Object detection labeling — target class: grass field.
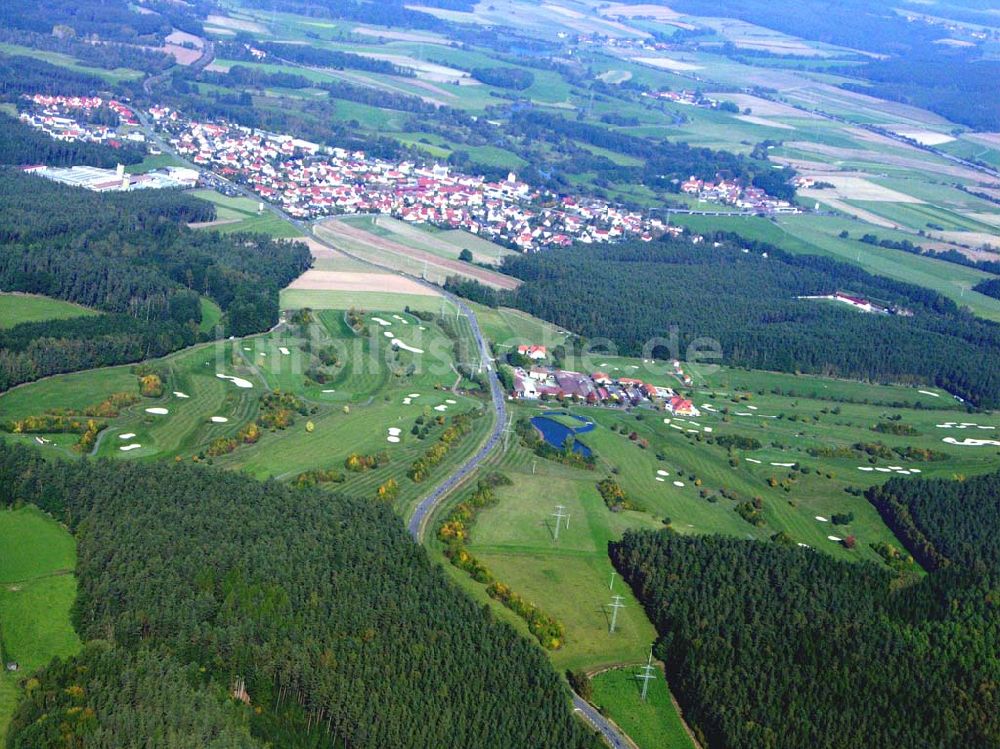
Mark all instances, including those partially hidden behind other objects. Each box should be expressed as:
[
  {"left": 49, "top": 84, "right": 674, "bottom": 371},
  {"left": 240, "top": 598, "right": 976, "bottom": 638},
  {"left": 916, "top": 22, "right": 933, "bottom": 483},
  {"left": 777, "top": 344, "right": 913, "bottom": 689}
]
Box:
[
  {"left": 0, "top": 43, "right": 143, "bottom": 83},
  {"left": 189, "top": 189, "right": 304, "bottom": 238},
  {"left": 0, "top": 293, "right": 99, "bottom": 328},
  {"left": 0, "top": 507, "right": 81, "bottom": 742},
  {"left": 590, "top": 667, "right": 695, "bottom": 749},
  {"left": 199, "top": 297, "right": 223, "bottom": 334},
  {"left": 279, "top": 288, "right": 448, "bottom": 312}
]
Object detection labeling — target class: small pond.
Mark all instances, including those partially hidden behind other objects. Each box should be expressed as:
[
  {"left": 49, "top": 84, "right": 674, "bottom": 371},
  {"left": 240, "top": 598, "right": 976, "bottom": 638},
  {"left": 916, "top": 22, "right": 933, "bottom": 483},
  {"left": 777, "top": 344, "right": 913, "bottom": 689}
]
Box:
[{"left": 530, "top": 412, "right": 595, "bottom": 457}]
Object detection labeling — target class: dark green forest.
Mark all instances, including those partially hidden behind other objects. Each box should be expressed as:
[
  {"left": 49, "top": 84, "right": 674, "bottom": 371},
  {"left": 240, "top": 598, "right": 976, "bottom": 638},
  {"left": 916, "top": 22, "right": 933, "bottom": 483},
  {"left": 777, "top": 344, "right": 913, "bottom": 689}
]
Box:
[
  {"left": 610, "top": 469, "right": 1000, "bottom": 748},
  {"left": 867, "top": 471, "right": 1000, "bottom": 573},
  {"left": 0, "top": 169, "right": 311, "bottom": 390},
  {"left": 0, "top": 442, "right": 599, "bottom": 749},
  {"left": 447, "top": 236, "right": 1000, "bottom": 407}
]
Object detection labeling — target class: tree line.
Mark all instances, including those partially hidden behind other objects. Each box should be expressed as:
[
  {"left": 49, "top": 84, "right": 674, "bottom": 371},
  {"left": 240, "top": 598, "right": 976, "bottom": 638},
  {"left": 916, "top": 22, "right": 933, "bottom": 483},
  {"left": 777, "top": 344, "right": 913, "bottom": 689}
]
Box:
[
  {"left": 610, "top": 467, "right": 1000, "bottom": 749},
  {"left": 0, "top": 442, "right": 600, "bottom": 749},
  {"left": 0, "top": 168, "right": 311, "bottom": 389},
  {"left": 446, "top": 234, "right": 1000, "bottom": 407}
]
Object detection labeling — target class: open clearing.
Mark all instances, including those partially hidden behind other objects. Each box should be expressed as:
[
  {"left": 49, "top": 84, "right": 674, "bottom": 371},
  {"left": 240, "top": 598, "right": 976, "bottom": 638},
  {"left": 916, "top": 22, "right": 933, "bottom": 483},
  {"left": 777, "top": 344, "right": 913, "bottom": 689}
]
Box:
[
  {"left": 0, "top": 507, "right": 80, "bottom": 741},
  {"left": 591, "top": 667, "right": 695, "bottom": 749},
  {"left": 205, "top": 14, "right": 268, "bottom": 33},
  {"left": 0, "top": 293, "right": 99, "bottom": 328},
  {"left": 629, "top": 56, "right": 702, "bottom": 72}
]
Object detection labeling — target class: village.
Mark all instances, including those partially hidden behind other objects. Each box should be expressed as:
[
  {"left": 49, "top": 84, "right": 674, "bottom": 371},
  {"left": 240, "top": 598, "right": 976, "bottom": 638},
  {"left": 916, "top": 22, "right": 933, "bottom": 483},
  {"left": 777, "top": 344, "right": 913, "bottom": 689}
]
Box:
[
  {"left": 15, "top": 94, "right": 798, "bottom": 245},
  {"left": 510, "top": 345, "right": 701, "bottom": 415}
]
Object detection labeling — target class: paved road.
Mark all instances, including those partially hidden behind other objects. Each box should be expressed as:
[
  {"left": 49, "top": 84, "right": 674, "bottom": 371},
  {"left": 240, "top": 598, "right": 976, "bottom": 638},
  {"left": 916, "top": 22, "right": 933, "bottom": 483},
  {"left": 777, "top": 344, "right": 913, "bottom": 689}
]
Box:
[
  {"left": 140, "top": 119, "right": 632, "bottom": 749},
  {"left": 573, "top": 694, "right": 634, "bottom": 749}
]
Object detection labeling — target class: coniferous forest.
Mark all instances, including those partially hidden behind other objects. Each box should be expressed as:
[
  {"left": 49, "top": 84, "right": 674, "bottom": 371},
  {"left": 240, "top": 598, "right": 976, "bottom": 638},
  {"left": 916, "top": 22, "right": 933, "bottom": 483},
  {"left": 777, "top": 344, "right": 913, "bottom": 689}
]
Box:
[
  {"left": 0, "top": 168, "right": 312, "bottom": 390},
  {"left": 0, "top": 442, "right": 599, "bottom": 749},
  {"left": 610, "top": 470, "right": 1000, "bottom": 749},
  {"left": 448, "top": 236, "right": 1000, "bottom": 407}
]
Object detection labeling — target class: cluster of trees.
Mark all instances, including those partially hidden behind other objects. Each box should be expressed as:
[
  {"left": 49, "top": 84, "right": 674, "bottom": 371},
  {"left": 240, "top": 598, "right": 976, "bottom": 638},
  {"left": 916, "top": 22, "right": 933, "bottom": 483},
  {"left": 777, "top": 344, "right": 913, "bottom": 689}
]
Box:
[
  {"left": 203, "top": 64, "right": 313, "bottom": 91},
  {"left": 973, "top": 277, "right": 1000, "bottom": 300},
  {"left": 610, "top": 480, "right": 1000, "bottom": 749},
  {"left": 0, "top": 0, "right": 170, "bottom": 43},
  {"left": 0, "top": 28, "right": 173, "bottom": 74},
  {"left": 867, "top": 471, "right": 1000, "bottom": 572},
  {"left": 408, "top": 410, "right": 476, "bottom": 481},
  {"left": 0, "top": 442, "right": 599, "bottom": 748},
  {"left": 246, "top": 42, "right": 415, "bottom": 77},
  {"left": 0, "top": 53, "right": 113, "bottom": 99},
  {"left": 471, "top": 67, "right": 535, "bottom": 90},
  {"left": 449, "top": 236, "right": 1000, "bottom": 407},
  {"left": 0, "top": 169, "right": 311, "bottom": 389}
]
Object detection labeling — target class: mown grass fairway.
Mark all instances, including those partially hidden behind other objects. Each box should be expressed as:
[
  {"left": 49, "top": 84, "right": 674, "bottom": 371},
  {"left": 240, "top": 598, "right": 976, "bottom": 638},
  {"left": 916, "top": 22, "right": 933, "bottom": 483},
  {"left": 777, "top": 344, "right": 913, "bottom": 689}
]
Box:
[
  {"left": 591, "top": 667, "right": 695, "bottom": 749},
  {"left": 0, "top": 293, "right": 99, "bottom": 328},
  {"left": 0, "top": 507, "right": 81, "bottom": 742}
]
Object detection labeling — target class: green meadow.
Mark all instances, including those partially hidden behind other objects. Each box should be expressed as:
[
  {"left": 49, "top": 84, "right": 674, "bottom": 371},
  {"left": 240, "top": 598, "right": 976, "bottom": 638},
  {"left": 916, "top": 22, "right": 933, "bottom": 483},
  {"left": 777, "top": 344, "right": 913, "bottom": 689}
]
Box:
[
  {"left": 189, "top": 189, "right": 305, "bottom": 238},
  {"left": 0, "top": 507, "right": 81, "bottom": 742},
  {"left": 590, "top": 667, "right": 696, "bottom": 749},
  {"left": 0, "top": 293, "right": 99, "bottom": 329}
]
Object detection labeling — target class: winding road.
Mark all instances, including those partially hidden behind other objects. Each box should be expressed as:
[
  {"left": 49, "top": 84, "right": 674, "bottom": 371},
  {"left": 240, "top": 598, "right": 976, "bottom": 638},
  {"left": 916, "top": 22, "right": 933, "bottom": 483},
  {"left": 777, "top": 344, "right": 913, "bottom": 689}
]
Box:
[{"left": 137, "top": 108, "right": 634, "bottom": 749}]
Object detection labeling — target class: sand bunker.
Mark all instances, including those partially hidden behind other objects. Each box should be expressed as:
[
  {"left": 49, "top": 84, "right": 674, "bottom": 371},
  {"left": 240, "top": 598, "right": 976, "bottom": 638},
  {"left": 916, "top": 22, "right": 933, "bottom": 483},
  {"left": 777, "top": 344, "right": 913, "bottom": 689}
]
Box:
[
  {"left": 322, "top": 389, "right": 336, "bottom": 393},
  {"left": 827, "top": 535, "right": 842, "bottom": 542},
  {"left": 279, "top": 347, "right": 290, "bottom": 356},
  {"left": 434, "top": 405, "right": 448, "bottom": 412},
  {"left": 216, "top": 373, "right": 253, "bottom": 388},
  {"left": 858, "top": 466, "right": 874, "bottom": 472},
  {"left": 673, "top": 481, "right": 685, "bottom": 487},
  {"left": 383, "top": 331, "right": 394, "bottom": 338},
  {"left": 392, "top": 315, "right": 409, "bottom": 324},
  {"left": 408, "top": 393, "right": 420, "bottom": 398},
  {"left": 387, "top": 436, "right": 401, "bottom": 443},
  {"left": 656, "top": 469, "right": 669, "bottom": 476},
  {"left": 746, "top": 458, "right": 762, "bottom": 464},
  {"left": 145, "top": 407, "right": 169, "bottom": 415},
  {"left": 392, "top": 339, "right": 424, "bottom": 354},
  {"left": 943, "top": 437, "right": 1000, "bottom": 447},
  {"left": 120, "top": 443, "right": 142, "bottom": 451},
  {"left": 815, "top": 516, "right": 828, "bottom": 522},
  {"left": 771, "top": 462, "right": 795, "bottom": 467},
  {"left": 210, "top": 416, "right": 229, "bottom": 423},
  {"left": 918, "top": 390, "right": 940, "bottom": 397},
  {"left": 174, "top": 391, "right": 190, "bottom": 399},
  {"left": 372, "top": 317, "right": 392, "bottom": 326},
  {"left": 119, "top": 433, "right": 136, "bottom": 440},
  {"left": 656, "top": 477, "right": 665, "bottom": 482},
  {"left": 388, "top": 427, "right": 402, "bottom": 436},
  {"left": 445, "top": 399, "right": 456, "bottom": 405}
]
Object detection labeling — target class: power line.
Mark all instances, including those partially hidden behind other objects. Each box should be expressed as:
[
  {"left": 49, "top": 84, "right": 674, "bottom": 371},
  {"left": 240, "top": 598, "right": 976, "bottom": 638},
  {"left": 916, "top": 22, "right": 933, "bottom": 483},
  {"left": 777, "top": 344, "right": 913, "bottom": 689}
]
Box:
[
  {"left": 608, "top": 594, "right": 625, "bottom": 633},
  {"left": 637, "top": 650, "right": 656, "bottom": 701},
  {"left": 552, "top": 504, "right": 569, "bottom": 540}
]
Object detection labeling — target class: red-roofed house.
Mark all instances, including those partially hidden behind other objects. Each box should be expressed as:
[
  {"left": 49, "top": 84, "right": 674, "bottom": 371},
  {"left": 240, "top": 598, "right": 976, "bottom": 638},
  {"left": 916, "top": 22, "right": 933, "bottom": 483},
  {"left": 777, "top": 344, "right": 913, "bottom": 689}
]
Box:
[
  {"left": 518, "top": 345, "right": 547, "bottom": 361},
  {"left": 668, "top": 395, "right": 700, "bottom": 416}
]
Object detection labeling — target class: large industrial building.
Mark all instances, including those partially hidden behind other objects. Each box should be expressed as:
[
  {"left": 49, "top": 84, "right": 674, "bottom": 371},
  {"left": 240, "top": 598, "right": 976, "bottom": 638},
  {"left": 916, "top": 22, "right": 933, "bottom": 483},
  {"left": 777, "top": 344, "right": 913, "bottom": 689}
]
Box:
[{"left": 22, "top": 164, "right": 199, "bottom": 192}]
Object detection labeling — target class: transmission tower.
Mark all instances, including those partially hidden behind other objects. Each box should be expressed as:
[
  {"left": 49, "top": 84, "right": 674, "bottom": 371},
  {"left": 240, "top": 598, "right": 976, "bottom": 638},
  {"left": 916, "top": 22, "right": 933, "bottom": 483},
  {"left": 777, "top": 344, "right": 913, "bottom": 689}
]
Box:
[
  {"left": 637, "top": 651, "right": 657, "bottom": 701},
  {"left": 552, "top": 504, "right": 569, "bottom": 540},
  {"left": 609, "top": 570, "right": 616, "bottom": 591},
  {"left": 608, "top": 595, "right": 625, "bottom": 633}
]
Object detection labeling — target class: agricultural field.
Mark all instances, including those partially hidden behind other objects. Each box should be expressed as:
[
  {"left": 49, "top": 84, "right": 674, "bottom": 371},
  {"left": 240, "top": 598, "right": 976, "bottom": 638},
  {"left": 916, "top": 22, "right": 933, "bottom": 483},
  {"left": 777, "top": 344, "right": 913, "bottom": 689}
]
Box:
[
  {"left": 0, "top": 507, "right": 80, "bottom": 741},
  {"left": 315, "top": 217, "right": 520, "bottom": 289},
  {"left": 669, "top": 213, "right": 1000, "bottom": 322},
  {"left": 0, "top": 293, "right": 99, "bottom": 328}
]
